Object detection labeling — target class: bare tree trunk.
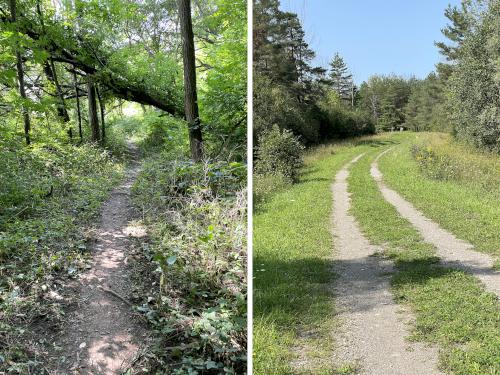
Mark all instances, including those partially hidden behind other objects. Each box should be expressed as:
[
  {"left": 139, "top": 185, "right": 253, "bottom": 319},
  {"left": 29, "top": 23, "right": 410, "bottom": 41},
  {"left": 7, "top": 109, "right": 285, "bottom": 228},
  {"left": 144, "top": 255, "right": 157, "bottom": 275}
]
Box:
[
  {"left": 97, "top": 86, "right": 105, "bottom": 142},
  {"left": 178, "top": 0, "right": 203, "bottom": 162},
  {"left": 87, "top": 77, "right": 100, "bottom": 142},
  {"left": 73, "top": 70, "right": 83, "bottom": 141},
  {"left": 10, "top": 0, "right": 31, "bottom": 145}
]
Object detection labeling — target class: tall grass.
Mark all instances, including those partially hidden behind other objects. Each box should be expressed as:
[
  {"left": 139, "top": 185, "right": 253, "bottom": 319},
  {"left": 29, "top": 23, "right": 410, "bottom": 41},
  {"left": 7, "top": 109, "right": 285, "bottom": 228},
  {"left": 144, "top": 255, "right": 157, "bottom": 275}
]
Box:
[{"left": 410, "top": 133, "right": 500, "bottom": 196}]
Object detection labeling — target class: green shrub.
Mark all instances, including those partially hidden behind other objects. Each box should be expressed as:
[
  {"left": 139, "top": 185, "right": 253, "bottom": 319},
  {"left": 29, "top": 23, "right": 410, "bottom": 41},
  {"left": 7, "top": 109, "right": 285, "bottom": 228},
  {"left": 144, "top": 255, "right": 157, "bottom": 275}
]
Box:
[
  {"left": 317, "top": 104, "right": 375, "bottom": 139},
  {"left": 254, "top": 125, "right": 305, "bottom": 182},
  {"left": 140, "top": 112, "right": 189, "bottom": 155}
]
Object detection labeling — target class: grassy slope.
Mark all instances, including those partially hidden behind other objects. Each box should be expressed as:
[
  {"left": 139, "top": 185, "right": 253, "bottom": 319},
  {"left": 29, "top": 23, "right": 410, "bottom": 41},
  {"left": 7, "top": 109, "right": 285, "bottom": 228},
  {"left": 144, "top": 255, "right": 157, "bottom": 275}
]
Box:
[
  {"left": 378, "top": 133, "right": 500, "bottom": 257},
  {"left": 348, "top": 142, "right": 500, "bottom": 374},
  {"left": 253, "top": 138, "right": 394, "bottom": 375}
]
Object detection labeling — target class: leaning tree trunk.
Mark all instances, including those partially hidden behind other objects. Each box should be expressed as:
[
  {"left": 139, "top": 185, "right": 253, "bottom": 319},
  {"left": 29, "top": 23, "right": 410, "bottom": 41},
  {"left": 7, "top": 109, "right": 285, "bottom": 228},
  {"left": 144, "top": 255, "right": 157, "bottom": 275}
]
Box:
[
  {"left": 10, "top": 0, "right": 31, "bottom": 145},
  {"left": 36, "top": 0, "right": 71, "bottom": 138},
  {"left": 87, "top": 77, "right": 100, "bottom": 142},
  {"left": 178, "top": 0, "right": 203, "bottom": 162},
  {"left": 44, "top": 60, "right": 73, "bottom": 139}
]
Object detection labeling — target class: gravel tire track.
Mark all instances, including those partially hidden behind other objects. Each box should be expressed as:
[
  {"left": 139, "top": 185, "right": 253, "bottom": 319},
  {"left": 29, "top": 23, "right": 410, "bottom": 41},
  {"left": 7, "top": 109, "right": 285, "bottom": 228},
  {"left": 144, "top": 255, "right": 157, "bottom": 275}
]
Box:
[
  {"left": 371, "top": 149, "right": 499, "bottom": 297},
  {"left": 331, "top": 154, "right": 441, "bottom": 375},
  {"left": 49, "top": 144, "right": 148, "bottom": 374}
]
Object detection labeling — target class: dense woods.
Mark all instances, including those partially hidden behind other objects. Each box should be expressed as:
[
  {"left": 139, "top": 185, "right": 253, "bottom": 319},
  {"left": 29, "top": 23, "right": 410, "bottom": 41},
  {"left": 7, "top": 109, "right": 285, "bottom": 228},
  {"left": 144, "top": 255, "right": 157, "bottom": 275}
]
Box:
[{"left": 0, "top": 0, "right": 247, "bottom": 373}]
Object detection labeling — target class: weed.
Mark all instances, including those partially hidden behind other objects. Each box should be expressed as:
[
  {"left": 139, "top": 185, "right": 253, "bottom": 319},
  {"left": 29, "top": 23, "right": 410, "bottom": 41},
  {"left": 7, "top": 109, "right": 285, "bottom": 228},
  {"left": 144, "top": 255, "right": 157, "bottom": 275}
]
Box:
[
  {"left": 131, "top": 154, "right": 247, "bottom": 374},
  {"left": 0, "top": 140, "right": 123, "bottom": 373}
]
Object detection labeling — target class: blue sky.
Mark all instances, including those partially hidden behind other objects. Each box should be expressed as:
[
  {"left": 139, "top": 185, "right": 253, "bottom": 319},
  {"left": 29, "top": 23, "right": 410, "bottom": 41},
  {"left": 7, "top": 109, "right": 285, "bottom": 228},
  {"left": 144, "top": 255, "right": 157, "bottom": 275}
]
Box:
[{"left": 280, "top": 0, "right": 461, "bottom": 84}]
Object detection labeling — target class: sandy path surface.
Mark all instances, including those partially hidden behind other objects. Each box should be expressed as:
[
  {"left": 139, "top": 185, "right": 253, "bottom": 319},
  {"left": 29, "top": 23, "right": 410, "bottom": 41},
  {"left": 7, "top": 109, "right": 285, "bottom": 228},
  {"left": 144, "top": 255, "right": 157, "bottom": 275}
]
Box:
[
  {"left": 331, "top": 154, "right": 441, "bottom": 375},
  {"left": 371, "top": 149, "right": 499, "bottom": 297},
  {"left": 49, "top": 145, "right": 148, "bottom": 374}
]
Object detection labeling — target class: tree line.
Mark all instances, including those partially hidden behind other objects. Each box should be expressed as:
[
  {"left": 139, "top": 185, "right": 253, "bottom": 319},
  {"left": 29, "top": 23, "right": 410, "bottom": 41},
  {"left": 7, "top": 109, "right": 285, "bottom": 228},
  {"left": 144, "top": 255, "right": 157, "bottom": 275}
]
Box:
[{"left": 254, "top": 0, "right": 499, "bottom": 152}]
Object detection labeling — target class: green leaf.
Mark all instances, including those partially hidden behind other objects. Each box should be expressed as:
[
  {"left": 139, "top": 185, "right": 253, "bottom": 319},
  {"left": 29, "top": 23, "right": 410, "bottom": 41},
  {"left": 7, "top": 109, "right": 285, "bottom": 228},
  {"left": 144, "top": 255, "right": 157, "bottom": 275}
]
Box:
[{"left": 166, "top": 255, "right": 177, "bottom": 266}]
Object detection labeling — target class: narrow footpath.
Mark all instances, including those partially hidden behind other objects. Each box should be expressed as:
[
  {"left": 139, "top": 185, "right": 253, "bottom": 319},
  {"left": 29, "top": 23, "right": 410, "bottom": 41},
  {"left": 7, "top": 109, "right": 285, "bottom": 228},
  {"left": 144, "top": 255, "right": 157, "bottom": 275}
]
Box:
[{"left": 49, "top": 145, "right": 148, "bottom": 375}]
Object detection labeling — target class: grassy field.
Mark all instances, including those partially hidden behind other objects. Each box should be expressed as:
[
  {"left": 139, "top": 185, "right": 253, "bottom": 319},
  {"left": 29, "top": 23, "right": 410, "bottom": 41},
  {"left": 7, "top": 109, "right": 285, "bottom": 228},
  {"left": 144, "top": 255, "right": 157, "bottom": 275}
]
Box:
[
  {"left": 348, "top": 145, "right": 500, "bottom": 374},
  {"left": 253, "top": 136, "right": 402, "bottom": 374}
]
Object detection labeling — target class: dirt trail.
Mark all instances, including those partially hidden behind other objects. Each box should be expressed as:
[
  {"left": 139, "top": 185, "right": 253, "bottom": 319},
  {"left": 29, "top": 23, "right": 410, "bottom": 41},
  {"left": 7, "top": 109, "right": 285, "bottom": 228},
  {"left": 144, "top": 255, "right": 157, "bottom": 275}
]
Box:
[
  {"left": 371, "top": 149, "right": 499, "bottom": 297},
  {"left": 49, "top": 144, "right": 148, "bottom": 374},
  {"left": 331, "top": 154, "right": 441, "bottom": 375}
]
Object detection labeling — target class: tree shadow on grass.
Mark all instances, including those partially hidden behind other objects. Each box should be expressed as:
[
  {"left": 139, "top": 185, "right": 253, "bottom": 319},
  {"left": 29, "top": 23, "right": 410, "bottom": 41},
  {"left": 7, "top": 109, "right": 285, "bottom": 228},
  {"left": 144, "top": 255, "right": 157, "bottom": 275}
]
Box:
[{"left": 253, "top": 254, "right": 496, "bottom": 333}]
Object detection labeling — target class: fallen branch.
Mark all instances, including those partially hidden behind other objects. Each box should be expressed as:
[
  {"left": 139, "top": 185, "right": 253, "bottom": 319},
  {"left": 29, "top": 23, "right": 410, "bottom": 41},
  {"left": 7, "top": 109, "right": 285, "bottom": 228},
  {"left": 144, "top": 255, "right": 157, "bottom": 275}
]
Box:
[{"left": 98, "top": 285, "right": 133, "bottom": 307}]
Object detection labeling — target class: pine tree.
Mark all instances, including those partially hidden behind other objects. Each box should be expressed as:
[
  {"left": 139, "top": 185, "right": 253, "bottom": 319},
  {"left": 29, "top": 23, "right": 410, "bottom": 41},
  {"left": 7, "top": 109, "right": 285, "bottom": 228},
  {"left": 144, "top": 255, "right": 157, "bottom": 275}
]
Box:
[
  {"left": 328, "top": 53, "right": 353, "bottom": 103},
  {"left": 435, "top": 1, "right": 474, "bottom": 79}
]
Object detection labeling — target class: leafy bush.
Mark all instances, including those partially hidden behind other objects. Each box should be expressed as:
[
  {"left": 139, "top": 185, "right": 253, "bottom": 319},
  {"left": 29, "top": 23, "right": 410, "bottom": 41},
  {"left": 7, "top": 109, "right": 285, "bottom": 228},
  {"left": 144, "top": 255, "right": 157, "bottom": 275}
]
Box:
[
  {"left": 254, "top": 125, "right": 305, "bottom": 182},
  {"left": 131, "top": 155, "right": 247, "bottom": 374},
  {"left": 140, "top": 112, "right": 189, "bottom": 154}
]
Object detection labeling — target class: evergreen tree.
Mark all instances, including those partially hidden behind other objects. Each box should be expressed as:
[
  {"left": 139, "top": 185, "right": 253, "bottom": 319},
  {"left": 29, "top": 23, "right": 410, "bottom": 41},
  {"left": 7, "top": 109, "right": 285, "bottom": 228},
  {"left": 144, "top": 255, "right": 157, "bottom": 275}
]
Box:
[
  {"left": 403, "top": 73, "right": 449, "bottom": 132},
  {"left": 328, "top": 53, "right": 353, "bottom": 103}
]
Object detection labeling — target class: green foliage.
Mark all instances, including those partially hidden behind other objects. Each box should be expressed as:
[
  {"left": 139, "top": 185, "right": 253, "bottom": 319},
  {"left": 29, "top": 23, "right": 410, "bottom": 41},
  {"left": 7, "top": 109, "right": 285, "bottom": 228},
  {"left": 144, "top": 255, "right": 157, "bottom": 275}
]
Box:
[
  {"left": 106, "top": 47, "right": 184, "bottom": 111},
  {"left": 253, "top": 75, "right": 320, "bottom": 143},
  {"left": 0, "top": 140, "right": 123, "bottom": 373},
  {"left": 403, "top": 73, "right": 450, "bottom": 132},
  {"left": 198, "top": 0, "right": 247, "bottom": 157},
  {"left": 253, "top": 0, "right": 331, "bottom": 145},
  {"left": 139, "top": 112, "right": 190, "bottom": 155},
  {"left": 254, "top": 125, "right": 305, "bottom": 182},
  {"left": 358, "top": 75, "right": 414, "bottom": 132},
  {"left": 410, "top": 134, "right": 500, "bottom": 195},
  {"left": 447, "top": 0, "right": 500, "bottom": 152},
  {"left": 316, "top": 94, "right": 375, "bottom": 139},
  {"left": 131, "top": 154, "right": 247, "bottom": 374}
]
